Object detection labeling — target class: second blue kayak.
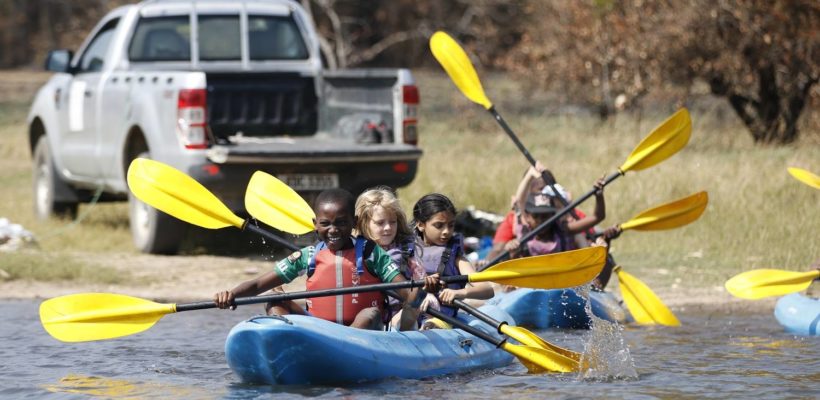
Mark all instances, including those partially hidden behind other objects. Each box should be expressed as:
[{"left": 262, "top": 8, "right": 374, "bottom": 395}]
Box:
[
  {"left": 774, "top": 293, "right": 819, "bottom": 336},
  {"left": 489, "top": 288, "right": 628, "bottom": 329}
]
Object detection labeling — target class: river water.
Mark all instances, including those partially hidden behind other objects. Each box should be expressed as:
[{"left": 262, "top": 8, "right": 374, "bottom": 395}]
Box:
[{"left": 1, "top": 299, "right": 817, "bottom": 399}]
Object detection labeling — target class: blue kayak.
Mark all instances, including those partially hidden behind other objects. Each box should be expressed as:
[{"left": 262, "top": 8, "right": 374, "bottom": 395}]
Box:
[
  {"left": 225, "top": 305, "right": 515, "bottom": 385},
  {"left": 489, "top": 288, "right": 628, "bottom": 329},
  {"left": 774, "top": 293, "right": 820, "bottom": 336}
]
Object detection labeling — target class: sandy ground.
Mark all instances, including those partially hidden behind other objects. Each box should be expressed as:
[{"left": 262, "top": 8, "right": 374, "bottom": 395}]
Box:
[{"left": 0, "top": 251, "right": 779, "bottom": 314}]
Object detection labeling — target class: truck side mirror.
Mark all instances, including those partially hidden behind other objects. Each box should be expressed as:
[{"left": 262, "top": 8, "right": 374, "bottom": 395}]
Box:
[{"left": 45, "top": 50, "right": 74, "bottom": 73}]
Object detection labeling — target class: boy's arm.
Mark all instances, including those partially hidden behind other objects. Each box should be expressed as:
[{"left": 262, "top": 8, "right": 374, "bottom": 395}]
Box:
[
  {"left": 214, "top": 249, "right": 307, "bottom": 309},
  {"left": 214, "top": 270, "right": 286, "bottom": 309}
]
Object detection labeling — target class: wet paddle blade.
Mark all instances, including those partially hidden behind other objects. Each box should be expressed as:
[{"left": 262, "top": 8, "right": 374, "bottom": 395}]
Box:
[
  {"left": 499, "top": 324, "right": 582, "bottom": 363},
  {"left": 245, "top": 171, "right": 315, "bottom": 234},
  {"left": 429, "top": 31, "right": 493, "bottom": 110},
  {"left": 474, "top": 247, "right": 606, "bottom": 289},
  {"left": 501, "top": 342, "right": 578, "bottom": 373},
  {"left": 725, "top": 269, "right": 819, "bottom": 300},
  {"left": 788, "top": 167, "right": 820, "bottom": 190},
  {"left": 620, "top": 191, "right": 708, "bottom": 232},
  {"left": 619, "top": 109, "right": 691, "bottom": 173},
  {"left": 127, "top": 158, "right": 244, "bottom": 229},
  {"left": 40, "top": 293, "right": 176, "bottom": 342},
  {"left": 616, "top": 268, "right": 680, "bottom": 326}
]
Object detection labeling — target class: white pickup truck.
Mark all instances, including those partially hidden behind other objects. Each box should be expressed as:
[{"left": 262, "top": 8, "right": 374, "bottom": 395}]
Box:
[{"left": 27, "top": 0, "right": 421, "bottom": 254}]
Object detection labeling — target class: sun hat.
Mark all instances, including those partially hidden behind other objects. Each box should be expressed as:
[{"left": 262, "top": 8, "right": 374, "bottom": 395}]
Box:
[
  {"left": 541, "top": 183, "right": 569, "bottom": 200},
  {"left": 525, "top": 193, "right": 557, "bottom": 214}
]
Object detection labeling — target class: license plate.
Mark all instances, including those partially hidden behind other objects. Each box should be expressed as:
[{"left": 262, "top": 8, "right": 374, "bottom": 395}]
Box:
[{"left": 277, "top": 173, "right": 339, "bottom": 191}]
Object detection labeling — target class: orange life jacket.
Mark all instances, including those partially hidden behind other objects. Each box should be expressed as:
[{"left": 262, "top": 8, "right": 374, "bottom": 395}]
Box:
[{"left": 305, "top": 237, "right": 385, "bottom": 326}]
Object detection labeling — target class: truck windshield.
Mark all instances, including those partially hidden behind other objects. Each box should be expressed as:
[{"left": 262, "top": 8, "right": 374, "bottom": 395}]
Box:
[{"left": 128, "top": 14, "right": 308, "bottom": 62}]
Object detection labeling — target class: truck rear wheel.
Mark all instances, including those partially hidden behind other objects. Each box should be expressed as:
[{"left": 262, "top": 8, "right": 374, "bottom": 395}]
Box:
[
  {"left": 33, "top": 136, "right": 78, "bottom": 219},
  {"left": 128, "top": 152, "right": 187, "bottom": 254}
]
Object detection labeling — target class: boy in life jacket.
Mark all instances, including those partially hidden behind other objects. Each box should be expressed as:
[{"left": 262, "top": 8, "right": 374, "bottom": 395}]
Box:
[{"left": 213, "top": 188, "right": 417, "bottom": 330}]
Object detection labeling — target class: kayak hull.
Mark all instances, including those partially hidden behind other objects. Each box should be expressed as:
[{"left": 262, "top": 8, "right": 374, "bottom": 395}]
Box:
[
  {"left": 774, "top": 293, "right": 820, "bottom": 336},
  {"left": 490, "top": 288, "right": 628, "bottom": 329},
  {"left": 225, "top": 305, "right": 515, "bottom": 385}
]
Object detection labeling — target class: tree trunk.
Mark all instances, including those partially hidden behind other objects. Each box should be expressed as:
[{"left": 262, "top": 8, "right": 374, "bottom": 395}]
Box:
[{"left": 713, "top": 66, "right": 816, "bottom": 145}]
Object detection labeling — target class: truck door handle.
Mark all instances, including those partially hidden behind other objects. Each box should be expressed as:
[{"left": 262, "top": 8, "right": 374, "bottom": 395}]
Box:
[{"left": 84, "top": 90, "right": 93, "bottom": 98}]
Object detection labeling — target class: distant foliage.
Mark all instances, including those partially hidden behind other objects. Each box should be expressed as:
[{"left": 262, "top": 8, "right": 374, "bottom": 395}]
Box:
[
  {"left": 498, "top": 1, "right": 685, "bottom": 118},
  {"left": 301, "top": 0, "right": 529, "bottom": 69},
  {"left": 0, "top": 0, "right": 816, "bottom": 143},
  {"left": 672, "top": 0, "right": 819, "bottom": 144},
  {"left": 0, "top": 0, "right": 128, "bottom": 68}
]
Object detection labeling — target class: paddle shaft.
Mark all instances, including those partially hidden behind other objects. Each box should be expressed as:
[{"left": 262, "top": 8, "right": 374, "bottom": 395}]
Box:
[
  {"left": 174, "top": 275, "right": 472, "bottom": 312},
  {"left": 453, "top": 298, "right": 505, "bottom": 332},
  {"left": 242, "top": 222, "right": 301, "bottom": 252},
  {"left": 382, "top": 290, "right": 503, "bottom": 346},
  {"left": 426, "top": 302, "right": 505, "bottom": 347},
  {"left": 488, "top": 107, "right": 577, "bottom": 215},
  {"left": 480, "top": 170, "right": 622, "bottom": 271}
]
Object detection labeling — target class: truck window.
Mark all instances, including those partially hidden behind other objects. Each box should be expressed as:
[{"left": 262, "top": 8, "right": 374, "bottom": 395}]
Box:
[
  {"left": 248, "top": 15, "right": 308, "bottom": 60},
  {"left": 199, "top": 15, "right": 241, "bottom": 61},
  {"left": 78, "top": 19, "right": 119, "bottom": 72},
  {"left": 128, "top": 16, "right": 191, "bottom": 62}
]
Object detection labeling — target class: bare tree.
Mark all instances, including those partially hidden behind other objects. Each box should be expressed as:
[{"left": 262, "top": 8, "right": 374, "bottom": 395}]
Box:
[{"left": 673, "top": 0, "right": 819, "bottom": 144}]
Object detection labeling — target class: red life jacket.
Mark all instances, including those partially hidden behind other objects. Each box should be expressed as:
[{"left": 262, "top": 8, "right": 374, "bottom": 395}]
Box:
[{"left": 305, "top": 237, "right": 385, "bottom": 326}]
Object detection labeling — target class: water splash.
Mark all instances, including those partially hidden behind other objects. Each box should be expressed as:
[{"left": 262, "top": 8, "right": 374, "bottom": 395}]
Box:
[{"left": 575, "top": 284, "right": 639, "bottom": 381}]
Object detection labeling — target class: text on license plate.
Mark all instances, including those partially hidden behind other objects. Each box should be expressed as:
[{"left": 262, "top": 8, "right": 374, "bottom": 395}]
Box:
[{"left": 277, "top": 173, "right": 339, "bottom": 191}]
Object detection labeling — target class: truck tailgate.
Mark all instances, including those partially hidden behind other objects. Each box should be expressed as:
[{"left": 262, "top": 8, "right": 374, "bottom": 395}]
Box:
[{"left": 206, "top": 138, "right": 421, "bottom": 164}]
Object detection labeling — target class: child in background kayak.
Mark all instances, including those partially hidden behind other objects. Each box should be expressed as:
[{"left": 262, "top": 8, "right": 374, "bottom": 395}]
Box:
[
  {"left": 412, "top": 193, "right": 494, "bottom": 329},
  {"left": 506, "top": 162, "right": 607, "bottom": 258},
  {"left": 354, "top": 186, "right": 440, "bottom": 330},
  {"left": 213, "top": 188, "right": 418, "bottom": 331}
]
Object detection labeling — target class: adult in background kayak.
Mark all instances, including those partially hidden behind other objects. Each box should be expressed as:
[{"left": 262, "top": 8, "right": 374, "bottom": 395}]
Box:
[{"left": 214, "top": 188, "right": 421, "bottom": 330}]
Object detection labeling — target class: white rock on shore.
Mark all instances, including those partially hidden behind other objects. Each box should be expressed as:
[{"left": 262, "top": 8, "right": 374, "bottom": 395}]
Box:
[{"left": 0, "top": 218, "right": 38, "bottom": 252}]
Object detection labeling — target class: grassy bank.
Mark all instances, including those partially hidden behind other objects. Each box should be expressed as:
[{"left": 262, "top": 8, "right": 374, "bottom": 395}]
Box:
[
  {"left": 0, "top": 70, "right": 818, "bottom": 292},
  {"left": 0, "top": 78, "right": 132, "bottom": 283}
]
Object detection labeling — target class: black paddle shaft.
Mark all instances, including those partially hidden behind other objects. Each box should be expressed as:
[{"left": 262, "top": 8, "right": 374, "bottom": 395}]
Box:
[
  {"left": 174, "top": 275, "right": 472, "bottom": 312},
  {"left": 243, "top": 222, "right": 302, "bottom": 252},
  {"left": 453, "top": 299, "right": 505, "bottom": 332},
  {"left": 479, "top": 169, "right": 623, "bottom": 271},
  {"left": 425, "top": 305, "right": 505, "bottom": 347},
  {"left": 374, "top": 290, "right": 507, "bottom": 348},
  {"left": 488, "top": 106, "right": 578, "bottom": 217}
]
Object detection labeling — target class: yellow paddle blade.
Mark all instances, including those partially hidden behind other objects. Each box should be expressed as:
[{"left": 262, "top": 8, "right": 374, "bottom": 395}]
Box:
[
  {"left": 788, "top": 167, "right": 820, "bottom": 190},
  {"left": 40, "top": 293, "right": 176, "bottom": 342},
  {"left": 499, "top": 324, "right": 582, "bottom": 363},
  {"left": 245, "top": 171, "right": 315, "bottom": 234},
  {"left": 725, "top": 269, "right": 820, "bottom": 300},
  {"left": 127, "top": 158, "right": 244, "bottom": 229},
  {"left": 429, "top": 31, "right": 493, "bottom": 110},
  {"left": 501, "top": 342, "right": 578, "bottom": 373},
  {"left": 619, "top": 108, "right": 691, "bottom": 173},
  {"left": 619, "top": 191, "right": 708, "bottom": 232},
  {"left": 615, "top": 267, "right": 680, "bottom": 326},
  {"left": 473, "top": 247, "right": 606, "bottom": 289}
]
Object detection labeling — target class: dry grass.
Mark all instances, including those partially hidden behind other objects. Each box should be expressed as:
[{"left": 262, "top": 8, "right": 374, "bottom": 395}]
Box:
[{"left": 0, "top": 69, "right": 818, "bottom": 292}]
